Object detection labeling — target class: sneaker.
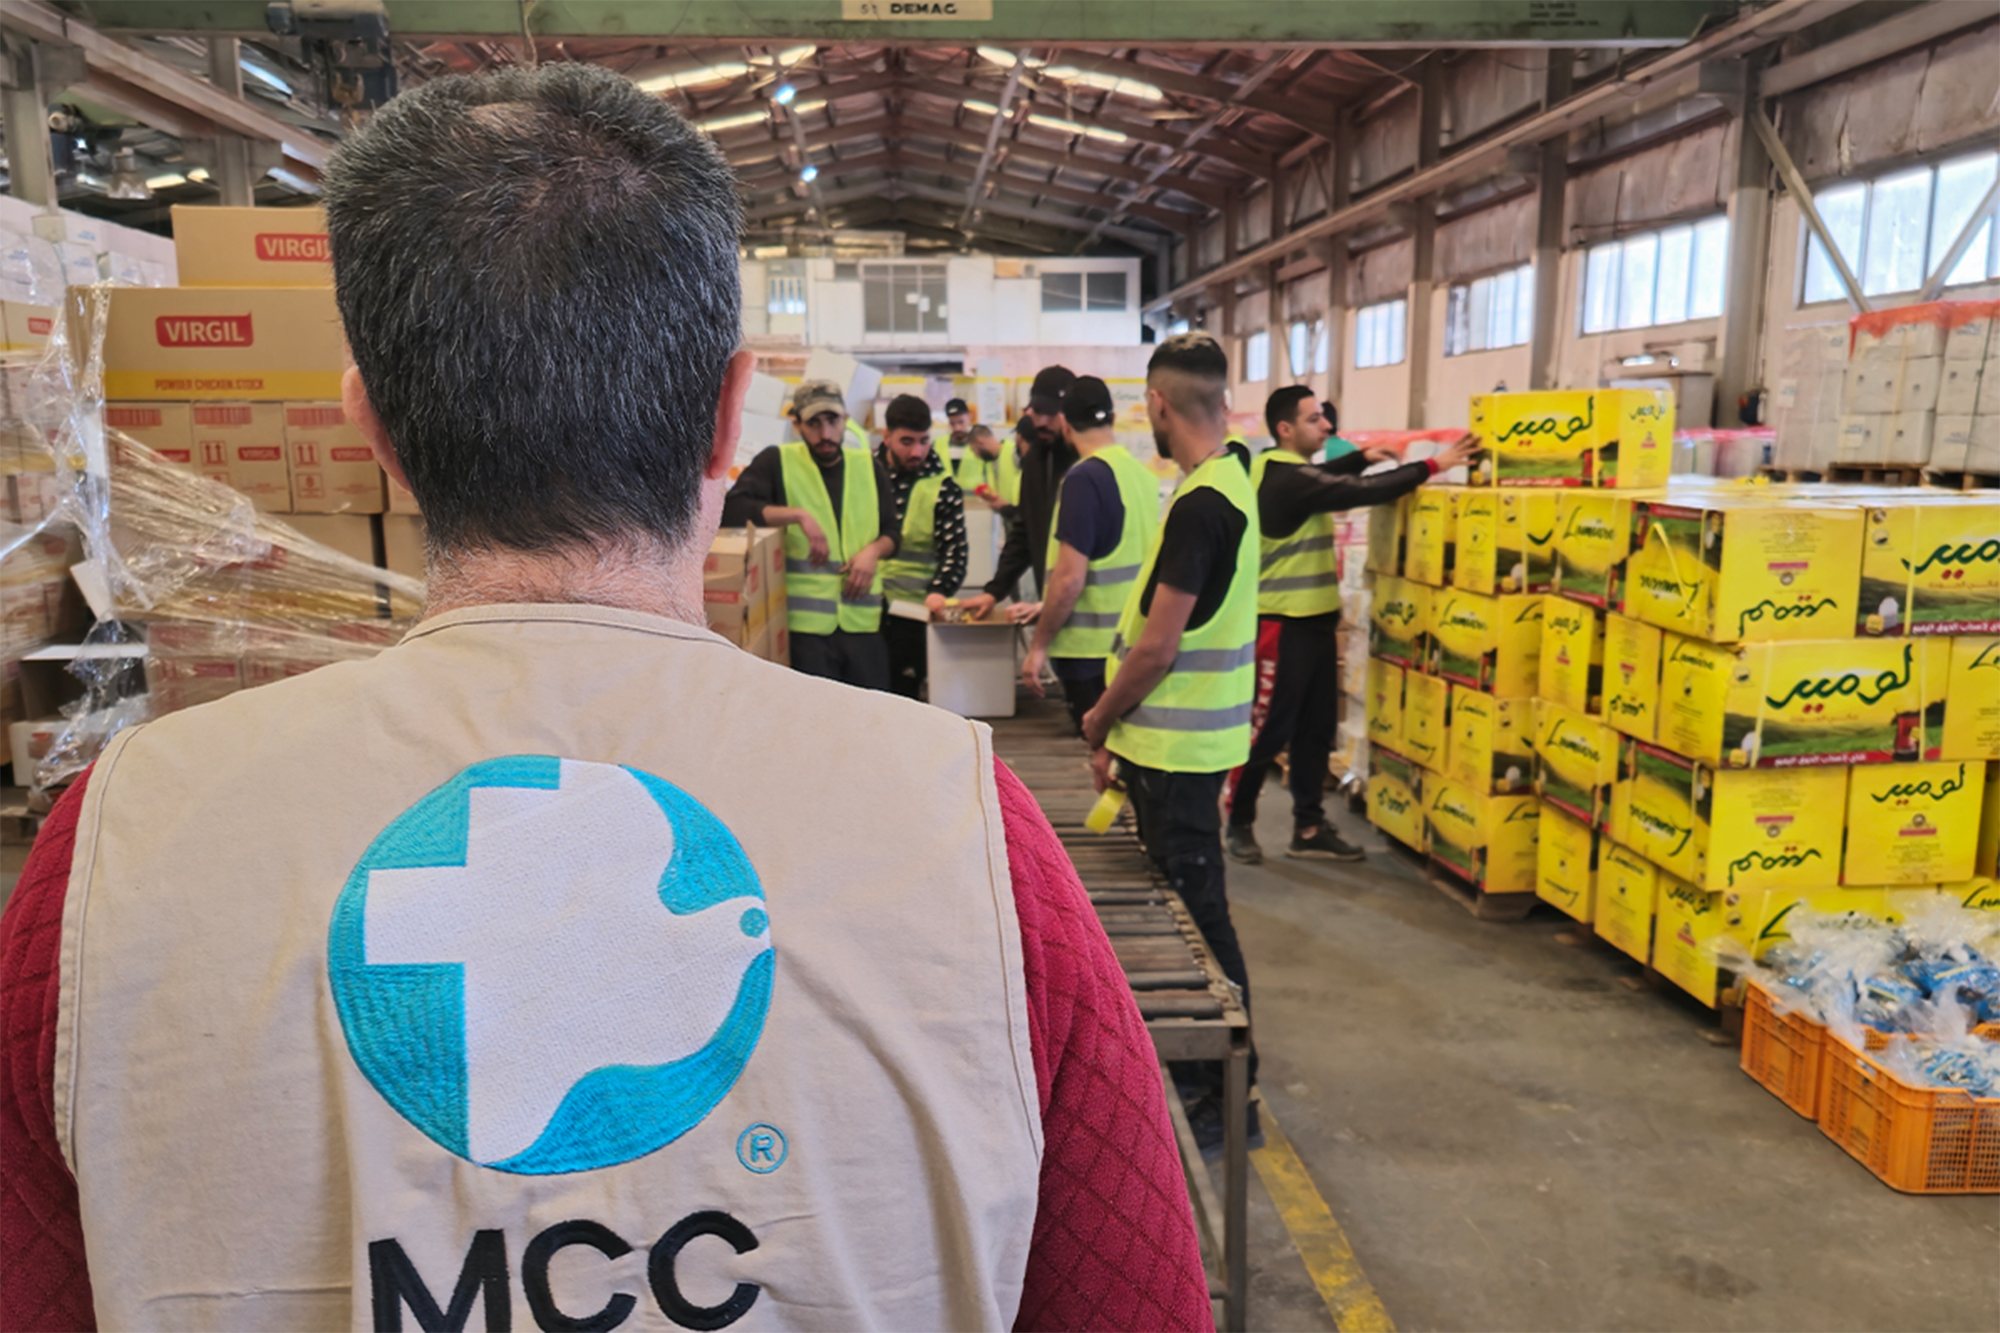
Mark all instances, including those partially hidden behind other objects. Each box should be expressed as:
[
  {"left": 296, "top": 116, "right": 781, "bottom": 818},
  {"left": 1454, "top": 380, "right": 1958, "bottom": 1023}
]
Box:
[
  {"left": 1288, "top": 824, "right": 1366, "bottom": 861},
  {"left": 1224, "top": 824, "right": 1263, "bottom": 865}
]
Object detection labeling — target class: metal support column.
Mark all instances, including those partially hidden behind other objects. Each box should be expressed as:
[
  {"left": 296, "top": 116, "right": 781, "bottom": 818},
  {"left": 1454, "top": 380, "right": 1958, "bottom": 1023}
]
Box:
[
  {"left": 0, "top": 35, "right": 58, "bottom": 208},
  {"left": 1715, "top": 58, "right": 1771, "bottom": 426},
  {"left": 1405, "top": 61, "right": 1442, "bottom": 429},
  {"left": 204, "top": 38, "right": 256, "bottom": 206},
  {"left": 1528, "top": 50, "right": 1571, "bottom": 391}
]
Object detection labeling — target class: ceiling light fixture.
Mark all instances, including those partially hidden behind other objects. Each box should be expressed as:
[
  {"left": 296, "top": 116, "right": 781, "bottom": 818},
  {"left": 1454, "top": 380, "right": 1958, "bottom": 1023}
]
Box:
[
  {"left": 772, "top": 83, "right": 797, "bottom": 105},
  {"left": 977, "top": 47, "right": 1046, "bottom": 69},
  {"left": 769, "top": 45, "right": 817, "bottom": 66},
  {"left": 1042, "top": 67, "right": 1164, "bottom": 101},
  {"left": 636, "top": 61, "right": 750, "bottom": 93},
  {"left": 1028, "top": 113, "right": 1127, "bottom": 144},
  {"left": 698, "top": 109, "right": 770, "bottom": 132},
  {"left": 962, "top": 100, "right": 1001, "bottom": 116},
  {"left": 799, "top": 164, "right": 819, "bottom": 183},
  {"left": 145, "top": 171, "right": 188, "bottom": 190}
]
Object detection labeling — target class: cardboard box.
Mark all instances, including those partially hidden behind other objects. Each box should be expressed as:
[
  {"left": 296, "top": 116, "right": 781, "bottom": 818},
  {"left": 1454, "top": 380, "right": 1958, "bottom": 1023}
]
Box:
[
  {"left": 1938, "top": 362, "right": 1982, "bottom": 417},
  {"left": 1368, "top": 574, "right": 1429, "bottom": 669},
  {"left": 380, "top": 513, "right": 425, "bottom": 579},
  {"left": 1538, "top": 599, "right": 1603, "bottom": 714},
  {"left": 1403, "top": 486, "right": 1455, "bottom": 586},
  {"left": 1615, "top": 738, "right": 1849, "bottom": 893},
  {"left": 91, "top": 285, "right": 346, "bottom": 401},
  {"left": 1425, "top": 778, "right": 1539, "bottom": 893},
  {"left": 1399, "top": 669, "right": 1450, "bottom": 770},
  {"left": 386, "top": 475, "right": 421, "bottom": 515},
  {"left": 1365, "top": 496, "right": 1404, "bottom": 577},
  {"left": 171, "top": 205, "right": 330, "bottom": 287},
  {"left": 1426, "top": 589, "right": 1542, "bottom": 696},
  {"left": 1537, "top": 804, "right": 1600, "bottom": 922},
  {"left": 1954, "top": 875, "right": 2000, "bottom": 912},
  {"left": 1931, "top": 414, "right": 1974, "bottom": 471},
  {"left": 1982, "top": 761, "right": 2000, "bottom": 878},
  {"left": 284, "top": 402, "right": 384, "bottom": 514},
  {"left": 1449, "top": 489, "right": 1498, "bottom": 593},
  {"left": 1743, "top": 886, "right": 1892, "bottom": 959},
  {"left": 0, "top": 301, "right": 56, "bottom": 352},
  {"left": 1844, "top": 760, "right": 1986, "bottom": 886},
  {"left": 1535, "top": 698, "right": 1619, "bottom": 828},
  {"left": 1550, "top": 491, "right": 1637, "bottom": 608},
  {"left": 1468, "top": 389, "right": 1673, "bottom": 488},
  {"left": 280, "top": 513, "right": 375, "bottom": 567},
  {"left": 1624, "top": 497, "right": 1864, "bottom": 644},
  {"left": 1596, "top": 841, "right": 1658, "bottom": 963},
  {"left": 1455, "top": 490, "right": 1558, "bottom": 594},
  {"left": 1652, "top": 876, "right": 1749, "bottom": 1008},
  {"left": 1367, "top": 767, "right": 1427, "bottom": 851},
  {"left": 191, "top": 402, "right": 289, "bottom": 509},
  {"left": 1656, "top": 633, "right": 1949, "bottom": 768},
  {"left": 1365, "top": 656, "right": 1406, "bottom": 752},
  {"left": 1943, "top": 637, "right": 2000, "bottom": 761},
  {"left": 1446, "top": 686, "right": 1532, "bottom": 794},
  {"left": 1858, "top": 497, "right": 2000, "bottom": 636},
  {"left": 1602, "top": 613, "right": 1663, "bottom": 742},
  {"left": 103, "top": 402, "right": 194, "bottom": 468}
]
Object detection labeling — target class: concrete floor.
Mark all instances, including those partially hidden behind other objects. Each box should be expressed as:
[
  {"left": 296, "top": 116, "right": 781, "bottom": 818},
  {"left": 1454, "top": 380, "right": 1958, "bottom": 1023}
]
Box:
[{"left": 1216, "top": 782, "right": 2000, "bottom": 1333}]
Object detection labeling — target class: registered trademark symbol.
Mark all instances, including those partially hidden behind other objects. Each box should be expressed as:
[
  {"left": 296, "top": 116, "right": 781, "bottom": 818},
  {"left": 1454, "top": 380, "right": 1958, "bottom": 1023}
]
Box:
[{"left": 737, "top": 1123, "right": 787, "bottom": 1174}]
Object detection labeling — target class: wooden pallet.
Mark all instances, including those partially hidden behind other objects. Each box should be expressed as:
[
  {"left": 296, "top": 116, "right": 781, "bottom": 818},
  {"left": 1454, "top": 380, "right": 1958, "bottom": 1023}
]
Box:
[
  {"left": 1825, "top": 463, "right": 1927, "bottom": 486},
  {"left": 1756, "top": 464, "right": 1996, "bottom": 491},
  {"left": 1924, "top": 470, "right": 2000, "bottom": 492}
]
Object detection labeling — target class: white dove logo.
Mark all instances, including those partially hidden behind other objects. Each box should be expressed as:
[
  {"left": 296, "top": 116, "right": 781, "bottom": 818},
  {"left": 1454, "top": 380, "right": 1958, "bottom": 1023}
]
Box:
[{"left": 329, "top": 756, "right": 773, "bottom": 1175}]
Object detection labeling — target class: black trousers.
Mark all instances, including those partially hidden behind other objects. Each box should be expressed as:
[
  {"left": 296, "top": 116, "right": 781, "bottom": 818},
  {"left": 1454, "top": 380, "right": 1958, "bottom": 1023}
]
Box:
[
  {"left": 1231, "top": 612, "right": 1341, "bottom": 831},
  {"left": 1050, "top": 658, "right": 1106, "bottom": 737},
  {"left": 790, "top": 628, "right": 890, "bottom": 692},
  {"left": 882, "top": 614, "right": 928, "bottom": 700},
  {"left": 1119, "top": 758, "right": 1258, "bottom": 1097}
]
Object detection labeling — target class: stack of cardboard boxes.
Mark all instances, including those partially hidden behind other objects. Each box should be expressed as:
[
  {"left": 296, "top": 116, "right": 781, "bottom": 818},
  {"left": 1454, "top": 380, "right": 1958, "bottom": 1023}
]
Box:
[
  {"left": 1364, "top": 389, "right": 2000, "bottom": 1011},
  {"left": 704, "top": 526, "right": 789, "bottom": 664}
]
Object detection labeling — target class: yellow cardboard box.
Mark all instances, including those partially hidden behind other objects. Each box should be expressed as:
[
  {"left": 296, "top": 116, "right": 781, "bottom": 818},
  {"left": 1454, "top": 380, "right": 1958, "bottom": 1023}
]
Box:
[
  {"left": 1447, "top": 686, "right": 1533, "bottom": 794},
  {"left": 1844, "top": 760, "right": 1986, "bottom": 886},
  {"left": 1366, "top": 656, "right": 1407, "bottom": 751},
  {"left": 1615, "top": 738, "right": 1849, "bottom": 893},
  {"left": 1551, "top": 492, "right": 1636, "bottom": 608},
  {"left": 1950, "top": 876, "right": 2000, "bottom": 912},
  {"left": 1400, "top": 669, "right": 1451, "bottom": 770},
  {"left": 1371, "top": 743, "right": 1424, "bottom": 793},
  {"left": 1404, "top": 486, "right": 1456, "bottom": 586},
  {"left": 1468, "top": 388, "right": 1673, "bottom": 488},
  {"left": 1368, "top": 770, "right": 1426, "bottom": 851},
  {"left": 1653, "top": 875, "right": 1752, "bottom": 1007},
  {"left": 1424, "top": 778, "right": 1540, "bottom": 893},
  {"left": 1369, "top": 575, "right": 1429, "bottom": 670},
  {"left": 1596, "top": 841, "right": 1658, "bottom": 963},
  {"left": 1623, "top": 497, "right": 1864, "bottom": 643},
  {"left": 1535, "top": 698, "right": 1619, "bottom": 829},
  {"left": 1742, "top": 886, "right": 1891, "bottom": 960},
  {"left": 1498, "top": 491, "right": 1559, "bottom": 593},
  {"left": 1537, "top": 805, "right": 1600, "bottom": 922},
  {"left": 1365, "top": 496, "right": 1404, "bottom": 577},
  {"left": 1943, "top": 636, "right": 2000, "bottom": 761},
  {"left": 1982, "top": 762, "right": 2000, "bottom": 877},
  {"left": 1539, "top": 598, "right": 1603, "bottom": 714},
  {"left": 1427, "top": 589, "right": 1543, "bottom": 696},
  {"left": 1450, "top": 489, "right": 1499, "bottom": 594},
  {"left": 1602, "top": 613, "right": 1663, "bottom": 742},
  {"left": 90, "top": 285, "right": 347, "bottom": 402},
  {"left": 1857, "top": 497, "right": 2000, "bottom": 636},
  {"left": 1656, "top": 633, "right": 1949, "bottom": 768}
]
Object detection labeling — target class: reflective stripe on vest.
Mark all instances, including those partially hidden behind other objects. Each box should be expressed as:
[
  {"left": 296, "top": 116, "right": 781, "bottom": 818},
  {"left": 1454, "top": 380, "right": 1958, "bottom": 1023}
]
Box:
[
  {"left": 1103, "top": 451, "right": 1260, "bottom": 773},
  {"left": 1045, "top": 445, "right": 1161, "bottom": 661},
  {"left": 881, "top": 470, "right": 947, "bottom": 604},
  {"left": 1249, "top": 449, "right": 1343, "bottom": 617},
  {"left": 780, "top": 442, "right": 884, "bottom": 635}
]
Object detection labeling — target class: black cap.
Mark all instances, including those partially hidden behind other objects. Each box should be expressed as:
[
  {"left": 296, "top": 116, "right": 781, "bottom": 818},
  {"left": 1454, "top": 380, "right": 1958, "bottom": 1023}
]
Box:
[
  {"left": 1027, "top": 364, "right": 1077, "bottom": 415},
  {"left": 944, "top": 397, "right": 969, "bottom": 416},
  {"left": 1061, "top": 375, "right": 1116, "bottom": 430}
]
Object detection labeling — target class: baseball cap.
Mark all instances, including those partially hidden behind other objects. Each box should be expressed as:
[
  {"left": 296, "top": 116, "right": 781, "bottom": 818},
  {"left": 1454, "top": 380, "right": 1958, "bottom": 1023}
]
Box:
[
  {"left": 1027, "top": 364, "right": 1078, "bottom": 416},
  {"left": 792, "top": 379, "right": 846, "bottom": 421},
  {"left": 944, "top": 397, "right": 969, "bottom": 416},
  {"left": 1061, "top": 376, "right": 1116, "bottom": 430}
]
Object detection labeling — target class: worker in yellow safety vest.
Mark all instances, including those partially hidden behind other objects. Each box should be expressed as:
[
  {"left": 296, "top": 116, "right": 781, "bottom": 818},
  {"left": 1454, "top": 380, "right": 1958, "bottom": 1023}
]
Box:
[
  {"left": 722, "top": 379, "right": 900, "bottom": 689},
  {"left": 955, "top": 422, "right": 1020, "bottom": 514},
  {"left": 1018, "top": 376, "right": 1161, "bottom": 735},
  {"left": 1078, "top": 332, "right": 1262, "bottom": 1152},
  {"left": 1225, "top": 389, "right": 1479, "bottom": 865},
  {"left": 877, "top": 393, "right": 969, "bottom": 699}
]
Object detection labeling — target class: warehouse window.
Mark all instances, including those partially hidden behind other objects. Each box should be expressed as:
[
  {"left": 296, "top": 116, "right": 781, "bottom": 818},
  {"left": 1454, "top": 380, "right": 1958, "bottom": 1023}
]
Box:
[
  {"left": 1801, "top": 148, "right": 2000, "bottom": 304},
  {"left": 1085, "top": 270, "right": 1128, "bottom": 311},
  {"left": 1313, "top": 318, "right": 1329, "bottom": 374},
  {"left": 766, "top": 274, "right": 805, "bottom": 316},
  {"left": 1244, "top": 330, "right": 1271, "bottom": 383},
  {"left": 1354, "top": 299, "right": 1406, "bottom": 369},
  {"left": 862, "top": 262, "right": 948, "bottom": 333},
  {"left": 1041, "top": 271, "right": 1082, "bottom": 312},
  {"left": 1444, "top": 264, "right": 1534, "bottom": 356},
  {"left": 1580, "top": 217, "right": 1728, "bottom": 334},
  {"left": 1288, "top": 320, "right": 1310, "bottom": 378}
]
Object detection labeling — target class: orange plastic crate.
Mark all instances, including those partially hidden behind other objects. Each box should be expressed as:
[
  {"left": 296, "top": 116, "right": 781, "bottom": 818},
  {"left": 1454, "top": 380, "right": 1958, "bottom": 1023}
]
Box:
[
  {"left": 1819, "top": 1035, "right": 2000, "bottom": 1194},
  {"left": 1740, "top": 980, "right": 1827, "bottom": 1120}
]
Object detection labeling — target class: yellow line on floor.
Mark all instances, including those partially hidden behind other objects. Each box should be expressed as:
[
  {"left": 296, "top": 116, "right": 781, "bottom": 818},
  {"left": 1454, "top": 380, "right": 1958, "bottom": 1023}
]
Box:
[{"left": 1251, "top": 1104, "right": 1396, "bottom": 1333}]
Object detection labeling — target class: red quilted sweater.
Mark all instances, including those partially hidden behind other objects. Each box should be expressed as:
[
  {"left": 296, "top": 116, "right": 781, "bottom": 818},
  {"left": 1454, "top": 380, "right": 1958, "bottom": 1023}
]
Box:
[{"left": 0, "top": 761, "right": 1210, "bottom": 1333}]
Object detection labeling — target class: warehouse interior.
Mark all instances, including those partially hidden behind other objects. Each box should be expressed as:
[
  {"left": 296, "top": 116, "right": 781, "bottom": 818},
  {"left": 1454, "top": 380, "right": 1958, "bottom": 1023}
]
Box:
[{"left": 0, "top": 2, "right": 1997, "bottom": 1331}]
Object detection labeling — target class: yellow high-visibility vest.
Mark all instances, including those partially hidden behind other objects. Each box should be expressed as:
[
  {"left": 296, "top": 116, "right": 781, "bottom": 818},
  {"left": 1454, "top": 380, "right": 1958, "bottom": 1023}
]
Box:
[
  {"left": 1249, "top": 449, "right": 1342, "bottom": 617},
  {"left": 779, "top": 442, "right": 884, "bottom": 634},
  {"left": 1045, "top": 444, "right": 1160, "bottom": 661}
]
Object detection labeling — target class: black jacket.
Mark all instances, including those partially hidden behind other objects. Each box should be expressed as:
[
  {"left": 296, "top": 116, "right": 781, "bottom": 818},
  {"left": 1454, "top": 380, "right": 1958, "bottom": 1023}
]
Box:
[{"left": 982, "top": 421, "right": 1077, "bottom": 600}]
